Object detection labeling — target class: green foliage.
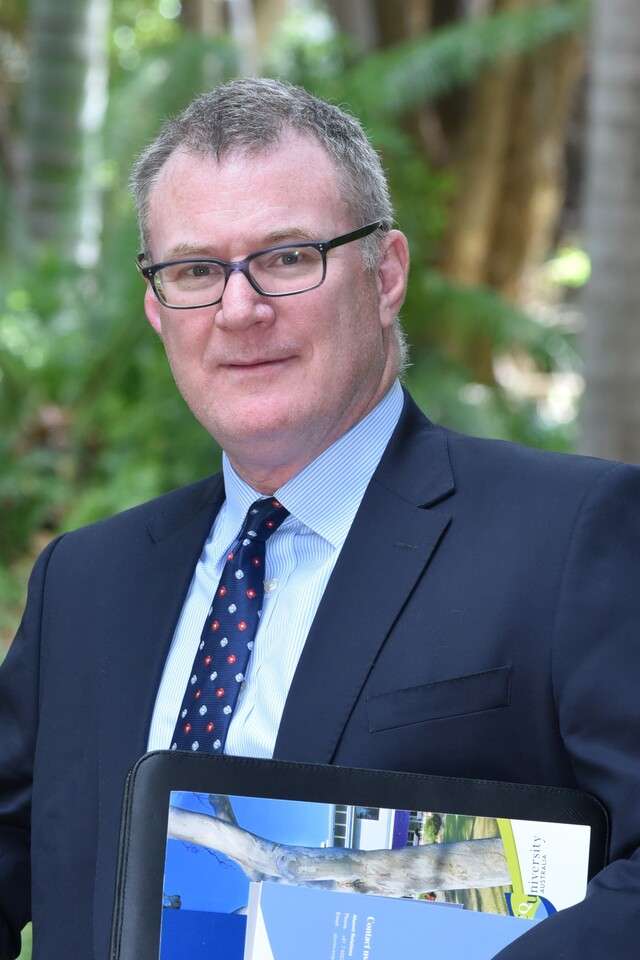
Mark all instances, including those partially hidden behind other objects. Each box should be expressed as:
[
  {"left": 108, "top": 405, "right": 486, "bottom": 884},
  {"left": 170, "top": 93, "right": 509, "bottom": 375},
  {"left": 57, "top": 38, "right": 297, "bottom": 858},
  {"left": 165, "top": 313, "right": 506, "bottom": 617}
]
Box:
[
  {"left": 403, "top": 273, "right": 578, "bottom": 451},
  {"left": 0, "top": 14, "right": 587, "bottom": 960},
  {"left": 274, "top": 1, "right": 582, "bottom": 452},
  {"left": 281, "top": 0, "right": 587, "bottom": 115},
  {"left": 345, "top": 0, "right": 587, "bottom": 115},
  {"left": 0, "top": 32, "right": 235, "bottom": 576},
  {"left": 0, "top": 248, "right": 220, "bottom": 560},
  {"left": 1, "top": 1, "right": 583, "bottom": 643}
]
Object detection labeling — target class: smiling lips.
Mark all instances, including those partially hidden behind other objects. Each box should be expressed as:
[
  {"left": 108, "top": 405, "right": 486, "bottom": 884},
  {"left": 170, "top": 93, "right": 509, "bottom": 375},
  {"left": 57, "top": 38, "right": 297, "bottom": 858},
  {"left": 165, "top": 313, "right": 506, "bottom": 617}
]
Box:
[{"left": 222, "top": 356, "right": 292, "bottom": 369}]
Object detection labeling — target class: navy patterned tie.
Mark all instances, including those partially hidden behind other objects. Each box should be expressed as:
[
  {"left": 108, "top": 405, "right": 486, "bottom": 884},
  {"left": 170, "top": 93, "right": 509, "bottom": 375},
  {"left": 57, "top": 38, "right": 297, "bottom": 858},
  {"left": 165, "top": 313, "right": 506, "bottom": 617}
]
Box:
[{"left": 171, "top": 497, "right": 288, "bottom": 753}]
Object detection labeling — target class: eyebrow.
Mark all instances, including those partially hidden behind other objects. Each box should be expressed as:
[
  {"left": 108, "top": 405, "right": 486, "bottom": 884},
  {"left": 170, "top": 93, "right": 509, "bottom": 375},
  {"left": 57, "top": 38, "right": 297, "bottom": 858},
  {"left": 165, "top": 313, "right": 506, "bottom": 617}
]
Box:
[{"left": 162, "top": 227, "right": 322, "bottom": 262}]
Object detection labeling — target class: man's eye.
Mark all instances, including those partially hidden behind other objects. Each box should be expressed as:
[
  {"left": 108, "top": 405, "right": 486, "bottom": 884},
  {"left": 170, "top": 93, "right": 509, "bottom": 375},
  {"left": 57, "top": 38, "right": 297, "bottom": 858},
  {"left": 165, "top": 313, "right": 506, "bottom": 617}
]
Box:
[
  {"left": 266, "top": 250, "right": 303, "bottom": 269},
  {"left": 272, "top": 249, "right": 318, "bottom": 269},
  {"left": 169, "top": 263, "right": 217, "bottom": 284},
  {"left": 277, "top": 251, "right": 302, "bottom": 266},
  {"left": 188, "top": 263, "right": 212, "bottom": 278}
]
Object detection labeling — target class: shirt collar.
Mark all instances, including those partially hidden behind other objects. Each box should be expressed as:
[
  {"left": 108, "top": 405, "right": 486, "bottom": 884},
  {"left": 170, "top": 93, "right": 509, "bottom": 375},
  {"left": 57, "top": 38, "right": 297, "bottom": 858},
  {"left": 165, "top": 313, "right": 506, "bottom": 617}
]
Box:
[{"left": 221, "top": 379, "right": 404, "bottom": 549}]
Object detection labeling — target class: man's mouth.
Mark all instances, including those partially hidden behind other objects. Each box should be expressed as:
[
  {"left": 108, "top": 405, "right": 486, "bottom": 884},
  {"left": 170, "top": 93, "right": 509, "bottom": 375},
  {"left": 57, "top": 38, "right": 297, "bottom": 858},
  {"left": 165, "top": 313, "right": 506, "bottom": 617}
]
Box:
[{"left": 222, "top": 356, "right": 292, "bottom": 370}]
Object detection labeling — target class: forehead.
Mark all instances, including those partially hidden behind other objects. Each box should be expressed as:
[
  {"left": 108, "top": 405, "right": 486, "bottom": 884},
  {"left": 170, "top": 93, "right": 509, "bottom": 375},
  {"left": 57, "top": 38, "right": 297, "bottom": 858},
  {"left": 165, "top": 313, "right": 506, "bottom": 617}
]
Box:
[{"left": 146, "top": 134, "right": 352, "bottom": 257}]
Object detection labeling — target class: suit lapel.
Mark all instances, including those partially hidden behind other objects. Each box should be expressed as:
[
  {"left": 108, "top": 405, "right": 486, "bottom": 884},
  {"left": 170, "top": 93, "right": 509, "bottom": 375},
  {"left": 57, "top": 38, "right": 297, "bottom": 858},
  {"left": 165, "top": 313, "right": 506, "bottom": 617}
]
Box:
[
  {"left": 274, "top": 395, "right": 455, "bottom": 763},
  {"left": 98, "top": 475, "right": 225, "bottom": 778},
  {"left": 93, "top": 476, "right": 224, "bottom": 959}
]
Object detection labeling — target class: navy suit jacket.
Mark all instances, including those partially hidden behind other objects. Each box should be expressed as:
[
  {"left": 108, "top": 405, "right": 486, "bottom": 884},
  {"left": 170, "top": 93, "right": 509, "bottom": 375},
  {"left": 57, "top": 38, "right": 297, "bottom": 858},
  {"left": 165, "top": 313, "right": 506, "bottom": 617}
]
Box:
[{"left": 1, "top": 393, "right": 639, "bottom": 959}]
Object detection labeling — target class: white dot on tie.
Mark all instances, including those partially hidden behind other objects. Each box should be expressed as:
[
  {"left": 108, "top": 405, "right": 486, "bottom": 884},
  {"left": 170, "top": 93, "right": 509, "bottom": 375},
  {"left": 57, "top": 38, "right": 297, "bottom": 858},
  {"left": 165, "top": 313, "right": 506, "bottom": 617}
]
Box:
[
  {"left": 220, "top": 638, "right": 228, "bottom": 647},
  {"left": 248, "top": 530, "right": 257, "bottom": 537},
  {"left": 228, "top": 603, "right": 237, "bottom": 613},
  {"left": 235, "top": 673, "right": 244, "bottom": 683},
  {"left": 223, "top": 705, "right": 232, "bottom": 715},
  {"left": 199, "top": 640, "right": 205, "bottom": 650},
  {"left": 191, "top": 741, "right": 199, "bottom": 751},
  {"left": 235, "top": 570, "right": 244, "bottom": 580},
  {"left": 247, "top": 641, "right": 254, "bottom": 650},
  {"left": 181, "top": 709, "right": 187, "bottom": 719},
  {"left": 210, "top": 671, "right": 218, "bottom": 680},
  {"left": 199, "top": 705, "right": 207, "bottom": 716},
  {"left": 242, "top": 539, "right": 250, "bottom": 546},
  {"left": 171, "top": 743, "right": 177, "bottom": 751},
  {"left": 213, "top": 739, "right": 222, "bottom": 749},
  {"left": 190, "top": 675, "right": 197, "bottom": 684}
]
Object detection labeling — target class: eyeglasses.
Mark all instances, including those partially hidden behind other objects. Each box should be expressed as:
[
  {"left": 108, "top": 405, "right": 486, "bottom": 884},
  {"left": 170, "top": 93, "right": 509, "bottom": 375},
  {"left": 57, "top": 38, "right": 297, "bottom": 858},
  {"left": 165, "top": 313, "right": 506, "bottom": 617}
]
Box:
[{"left": 137, "top": 221, "right": 384, "bottom": 310}]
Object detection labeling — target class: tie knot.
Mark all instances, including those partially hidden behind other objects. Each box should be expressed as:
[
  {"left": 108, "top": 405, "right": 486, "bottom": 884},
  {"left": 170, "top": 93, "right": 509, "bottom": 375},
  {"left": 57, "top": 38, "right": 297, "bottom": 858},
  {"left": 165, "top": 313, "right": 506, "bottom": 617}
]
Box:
[{"left": 240, "top": 497, "right": 289, "bottom": 542}]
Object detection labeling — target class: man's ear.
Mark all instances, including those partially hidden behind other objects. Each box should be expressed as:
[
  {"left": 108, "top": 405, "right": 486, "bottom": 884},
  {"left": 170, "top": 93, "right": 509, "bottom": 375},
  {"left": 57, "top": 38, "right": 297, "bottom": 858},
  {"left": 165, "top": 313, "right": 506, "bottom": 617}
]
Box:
[
  {"left": 377, "top": 229, "right": 410, "bottom": 328},
  {"left": 144, "top": 284, "right": 164, "bottom": 336}
]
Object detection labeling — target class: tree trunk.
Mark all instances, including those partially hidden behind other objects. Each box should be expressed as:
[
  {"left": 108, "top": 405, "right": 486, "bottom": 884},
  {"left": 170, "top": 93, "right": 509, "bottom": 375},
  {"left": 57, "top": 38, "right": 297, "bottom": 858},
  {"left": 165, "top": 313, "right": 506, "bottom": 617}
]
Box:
[
  {"left": 580, "top": 0, "right": 640, "bottom": 463},
  {"left": 327, "top": 0, "right": 433, "bottom": 52},
  {"left": 180, "top": 0, "right": 225, "bottom": 34},
  {"left": 438, "top": 0, "right": 526, "bottom": 383},
  {"left": 20, "top": 0, "right": 111, "bottom": 265},
  {"left": 433, "top": 0, "right": 583, "bottom": 385},
  {"left": 325, "top": 0, "right": 380, "bottom": 53},
  {"left": 440, "top": 0, "right": 583, "bottom": 297},
  {"left": 373, "top": 0, "right": 431, "bottom": 47},
  {"left": 439, "top": 0, "right": 524, "bottom": 289},
  {"left": 486, "top": 23, "right": 583, "bottom": 297},
  {"left": 168, "top": 806, "right": 510, "bottom": 896}
]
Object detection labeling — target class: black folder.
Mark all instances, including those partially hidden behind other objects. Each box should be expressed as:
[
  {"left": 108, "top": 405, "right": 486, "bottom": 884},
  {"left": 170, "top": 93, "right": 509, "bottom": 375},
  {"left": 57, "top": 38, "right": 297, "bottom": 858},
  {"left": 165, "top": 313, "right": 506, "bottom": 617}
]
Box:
[{"left": 110, "top": 751, "right": 609, "bottom": 960}]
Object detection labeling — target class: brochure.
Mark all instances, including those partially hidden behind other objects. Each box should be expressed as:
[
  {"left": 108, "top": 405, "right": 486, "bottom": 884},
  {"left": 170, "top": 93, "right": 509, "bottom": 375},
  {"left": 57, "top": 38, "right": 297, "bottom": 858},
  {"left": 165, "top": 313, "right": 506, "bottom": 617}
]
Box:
[
  {"left": 243, "top": 881, "right": 531, "bottom": 960},
  {"left": 158, "top": 789, "right": 591, "bottom": 959}
]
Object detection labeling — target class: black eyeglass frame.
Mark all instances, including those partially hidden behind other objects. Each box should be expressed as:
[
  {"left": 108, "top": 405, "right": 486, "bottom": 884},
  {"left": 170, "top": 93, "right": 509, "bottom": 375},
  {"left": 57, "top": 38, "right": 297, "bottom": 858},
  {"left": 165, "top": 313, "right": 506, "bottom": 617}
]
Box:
[{"left": 136, "top": 220, "right": 385, "bottom": 309}]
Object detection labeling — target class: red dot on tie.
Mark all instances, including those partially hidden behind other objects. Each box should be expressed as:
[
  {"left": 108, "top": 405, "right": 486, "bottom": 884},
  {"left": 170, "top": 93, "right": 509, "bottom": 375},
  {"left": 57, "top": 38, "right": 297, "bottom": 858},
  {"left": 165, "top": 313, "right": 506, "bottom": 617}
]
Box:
[
  {"left": 252, "top": 557, "right": 261, "bottom": 567},
  {"left": 218, "top": 585, "right": 227, "bottom": 597},
  {"left": 266, "top": 520, "right": 275, "bottom": 529},
  {"left": 194, "top": 689, "right": 201, "bottom": 700},
  {"left": 227, "top": 551, "right": 234, "bottom": 561},
  {"left": 237, "top": 620, "right": 247, "bottom": 631},
  {"left": 204, "top": 655, "right": 212, "bottom": 667},
  {"left": 206, "top": 721, "right": 214, "bottom": 733},
  {"left": 272, "top": 499, "right": 281, "bottom": 508},
  {"left": 215, "top": 687, "right": 225, "bottom": 698},
  {"left": 184, "top": 722, "right": 192, "bottom": 734},
  {"left": 211, "top": 620, "right": 220, "bottom": 631},
  {"left": 246, "top": 588, "right": 256, "bottom": 599},
  {"left": 226, "top": 654, "right": 237, "bottom": 665}
]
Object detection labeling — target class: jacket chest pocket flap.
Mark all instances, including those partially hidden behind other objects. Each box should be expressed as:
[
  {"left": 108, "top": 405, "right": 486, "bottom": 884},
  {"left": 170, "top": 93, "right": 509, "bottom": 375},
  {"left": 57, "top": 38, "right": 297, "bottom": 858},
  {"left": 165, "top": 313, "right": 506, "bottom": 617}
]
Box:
[{"left": 366, "top": 665, "right": 511, "bottom": 733}]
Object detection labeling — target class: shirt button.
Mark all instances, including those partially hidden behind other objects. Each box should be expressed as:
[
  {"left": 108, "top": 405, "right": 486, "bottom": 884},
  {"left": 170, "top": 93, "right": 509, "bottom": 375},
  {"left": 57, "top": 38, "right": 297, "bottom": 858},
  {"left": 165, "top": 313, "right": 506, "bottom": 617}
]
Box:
[{"left": 264, "top": 579, "right": 278, "bottom": 593}]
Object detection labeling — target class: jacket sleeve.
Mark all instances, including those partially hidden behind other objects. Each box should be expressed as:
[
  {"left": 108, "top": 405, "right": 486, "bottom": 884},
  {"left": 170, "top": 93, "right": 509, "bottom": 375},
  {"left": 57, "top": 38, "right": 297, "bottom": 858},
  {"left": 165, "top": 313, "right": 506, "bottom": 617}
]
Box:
[
  {"left": 494, "top": 461, "right": 640, "bottom": 958},
  {"left": 0, "top": 537, "right": 61, "bottom": 959}
]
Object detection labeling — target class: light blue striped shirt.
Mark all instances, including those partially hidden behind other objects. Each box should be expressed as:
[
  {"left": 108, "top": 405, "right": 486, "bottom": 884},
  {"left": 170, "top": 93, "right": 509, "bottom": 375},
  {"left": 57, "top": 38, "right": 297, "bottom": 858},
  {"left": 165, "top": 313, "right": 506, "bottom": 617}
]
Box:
[{"left": 147, "top": 379, "right": 404, "bottom": 758}]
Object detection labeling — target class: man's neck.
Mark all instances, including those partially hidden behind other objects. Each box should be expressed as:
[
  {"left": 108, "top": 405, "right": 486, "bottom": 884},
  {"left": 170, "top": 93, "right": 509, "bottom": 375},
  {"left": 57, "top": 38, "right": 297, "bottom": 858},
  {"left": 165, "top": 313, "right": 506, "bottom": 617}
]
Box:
[{"left": 226, "top": 381, "right": 399, "bottom": 494}]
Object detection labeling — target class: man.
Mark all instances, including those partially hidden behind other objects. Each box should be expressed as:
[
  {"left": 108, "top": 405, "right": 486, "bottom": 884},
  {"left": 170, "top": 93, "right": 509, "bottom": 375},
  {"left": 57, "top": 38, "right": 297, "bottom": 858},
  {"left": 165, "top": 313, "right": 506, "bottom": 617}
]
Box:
[{"left": 0, "top": 78, "right": 639, "bottom": 960}]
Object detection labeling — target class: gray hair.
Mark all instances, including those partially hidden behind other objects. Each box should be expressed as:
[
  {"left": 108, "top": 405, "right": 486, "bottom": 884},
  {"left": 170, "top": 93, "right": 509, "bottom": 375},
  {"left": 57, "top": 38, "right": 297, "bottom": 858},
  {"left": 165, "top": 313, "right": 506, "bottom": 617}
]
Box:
[
  {"left": 131, "top": 77, "right": 408, "bottom": 374},
  {"left": 130, "top": 77, "right": 394, "bottom": 268}
]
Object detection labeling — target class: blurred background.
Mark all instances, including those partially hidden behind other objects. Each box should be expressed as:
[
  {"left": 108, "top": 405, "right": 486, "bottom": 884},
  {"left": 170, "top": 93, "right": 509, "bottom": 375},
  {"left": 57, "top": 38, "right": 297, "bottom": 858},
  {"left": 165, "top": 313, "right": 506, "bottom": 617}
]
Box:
[
  {"left": 2, "top": 1, "right": 640, "bottom": 954},
  {"left": 1, "top": 0, "right": 639, "bottom": 668}
]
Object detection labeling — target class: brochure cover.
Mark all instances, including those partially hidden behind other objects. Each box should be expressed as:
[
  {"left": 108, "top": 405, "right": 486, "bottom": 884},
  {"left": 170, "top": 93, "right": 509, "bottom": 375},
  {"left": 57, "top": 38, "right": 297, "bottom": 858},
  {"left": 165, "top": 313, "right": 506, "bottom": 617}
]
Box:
[
  {"left": 158, "top": 789, "right": 591, "bottom": 959},
  {"left": 243, "top": 881, "right": 531, "bottom": 960}
]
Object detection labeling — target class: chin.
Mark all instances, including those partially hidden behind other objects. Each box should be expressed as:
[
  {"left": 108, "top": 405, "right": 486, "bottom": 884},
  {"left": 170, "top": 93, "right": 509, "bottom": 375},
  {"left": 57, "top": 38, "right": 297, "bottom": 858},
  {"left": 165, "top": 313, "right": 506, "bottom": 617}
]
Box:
[{"left": 203, "top": 405, "right": 305, "bottom": 448}]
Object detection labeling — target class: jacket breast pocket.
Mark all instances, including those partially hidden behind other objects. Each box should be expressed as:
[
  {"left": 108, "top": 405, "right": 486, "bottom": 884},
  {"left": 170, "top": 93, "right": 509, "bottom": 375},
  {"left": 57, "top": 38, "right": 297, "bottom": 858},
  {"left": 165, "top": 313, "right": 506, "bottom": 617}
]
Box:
[{"left": 366, "top": 665, "right": 511, "bottom": 733}]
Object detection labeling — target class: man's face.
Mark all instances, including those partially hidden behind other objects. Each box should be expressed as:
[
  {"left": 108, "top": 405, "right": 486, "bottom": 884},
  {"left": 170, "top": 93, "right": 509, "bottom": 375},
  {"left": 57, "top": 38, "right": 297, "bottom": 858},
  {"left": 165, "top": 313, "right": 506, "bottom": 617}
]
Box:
[{"left": 143, "top": 133, "right": 408, "bottom": 487}]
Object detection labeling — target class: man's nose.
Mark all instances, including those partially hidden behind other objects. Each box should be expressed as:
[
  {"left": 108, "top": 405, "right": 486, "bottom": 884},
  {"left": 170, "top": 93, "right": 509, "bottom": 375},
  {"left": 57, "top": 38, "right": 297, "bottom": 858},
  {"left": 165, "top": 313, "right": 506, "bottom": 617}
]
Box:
[{"left": 215, "top": 267, "right": 274, "bottom": 330}]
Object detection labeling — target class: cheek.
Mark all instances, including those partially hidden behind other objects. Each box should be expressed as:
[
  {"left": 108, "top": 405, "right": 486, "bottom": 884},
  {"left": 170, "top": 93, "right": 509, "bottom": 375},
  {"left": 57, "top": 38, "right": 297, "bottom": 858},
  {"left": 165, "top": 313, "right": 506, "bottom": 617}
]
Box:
[{"left": 161, "top": 317, "right": 211, "bottom": 372}]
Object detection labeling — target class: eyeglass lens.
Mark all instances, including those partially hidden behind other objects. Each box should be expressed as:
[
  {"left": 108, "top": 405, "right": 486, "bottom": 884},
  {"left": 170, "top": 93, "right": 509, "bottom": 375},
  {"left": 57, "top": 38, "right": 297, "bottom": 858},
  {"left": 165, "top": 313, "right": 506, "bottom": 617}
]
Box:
[{"left": 155, "top": 245, "right": 324, "bottom": 307}]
